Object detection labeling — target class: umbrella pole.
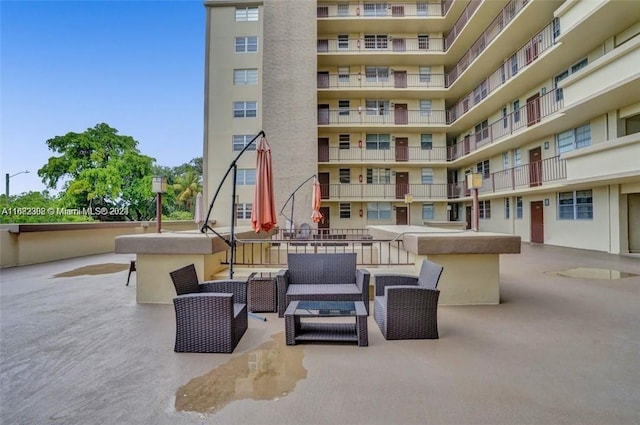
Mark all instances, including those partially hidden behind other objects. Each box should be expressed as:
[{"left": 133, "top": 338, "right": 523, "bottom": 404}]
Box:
[{"left": 229, "top": 164, "right": 238, "bottom": 279}]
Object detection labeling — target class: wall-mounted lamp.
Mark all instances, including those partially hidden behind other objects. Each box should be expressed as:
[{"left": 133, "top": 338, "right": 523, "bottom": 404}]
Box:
[
  {"left": 359, "top": 174, "right": 363, "bottom": 183},
  {"left": 544, "top": 141, "right": 549, "bottom": 150},
  {"left": 359, "top": 209, "right": 364, "bottom": 217},
  {"left": 358, "top": 139, "right": 362, "bottom": 148},
  {"left": 152, "top": 176, "right": 167, "bottom": 233},
  {"left": 544, "top": 198, "right": 550, "bottom": 206}
]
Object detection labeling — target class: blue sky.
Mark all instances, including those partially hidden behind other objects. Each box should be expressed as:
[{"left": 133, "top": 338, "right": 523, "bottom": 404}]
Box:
[{"left": 1, "top": 0, "right": 205, "bottom": 196}]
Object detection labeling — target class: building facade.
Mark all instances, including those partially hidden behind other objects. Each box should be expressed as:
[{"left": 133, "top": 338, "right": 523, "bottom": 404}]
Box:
[{"left": 203, "top": 0, "right": 640, "bottom": 254}]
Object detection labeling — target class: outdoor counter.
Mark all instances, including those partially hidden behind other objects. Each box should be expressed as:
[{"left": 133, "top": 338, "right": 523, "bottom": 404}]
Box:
[
  {"left": 115, "top": 227, "right": 272, "bottom": 304},
  {"left": 367, "top": 225, "right": 521, "bottom": 305}
]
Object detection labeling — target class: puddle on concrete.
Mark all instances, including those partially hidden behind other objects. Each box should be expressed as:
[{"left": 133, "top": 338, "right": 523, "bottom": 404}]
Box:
[
  {"left": 52, "top": 263, "right": 129, "bottom": 277},
  {"left": 547, "top": 267, "right": 638, "bottom": 279},
  {"left": 175, "top": 332, "right": 306, "bottom": 415}
]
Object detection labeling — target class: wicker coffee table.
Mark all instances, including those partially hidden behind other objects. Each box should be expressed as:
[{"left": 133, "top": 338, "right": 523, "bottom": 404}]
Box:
[{"left": 284, "top": 300, "right": 368, "bottom": 347}]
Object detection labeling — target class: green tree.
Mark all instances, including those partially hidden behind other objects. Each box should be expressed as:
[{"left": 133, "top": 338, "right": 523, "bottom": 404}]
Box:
[
  {"left": 0, "top": 191, "right": 91, "bottom": 223},
  {"left": 172, "top": 170, "right": 202, "bottom": 212},
  {"left": 37, "top": 123, "right": 155, "bottom": 220}
]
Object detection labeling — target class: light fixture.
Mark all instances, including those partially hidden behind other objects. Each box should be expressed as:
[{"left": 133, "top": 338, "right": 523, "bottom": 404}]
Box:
[
  {"left": 544, "top": 141, "right": 549, "bottom": 149},
  {"left": 544, "top": 198, "right": 550, "bottom": 206},
  {"left": 152, "top": 176, "right": 167, "bottom": 233}
]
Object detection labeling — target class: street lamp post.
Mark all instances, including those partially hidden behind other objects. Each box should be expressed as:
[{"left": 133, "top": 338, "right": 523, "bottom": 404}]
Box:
[
  {"left": 5, "top": 170, "right": 30, "bottom": 197},
  {"left": 466, "top": 172, "right": 483, "bottom": 232},
  {"left": 152, "top": 176, "right": 167, "bottom": 233}
]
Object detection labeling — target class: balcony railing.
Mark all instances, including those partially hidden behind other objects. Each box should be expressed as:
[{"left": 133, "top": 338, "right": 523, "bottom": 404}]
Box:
[
  {"left": 317, "top": 73, "right": 446, "bottom": 89},
  {"left": 318, "top": 109, "right": 447, "bottom": 126},
  {"left": 323, "top": 183, "right": 450, "bottom": 200},
  {"left": 447, "top": 22, "right": 557, "bottom": 122},
  {"left": 319, "top": 146, "right": 448, "bottom": 162},
  {"left": 447, "top": 88, "right": 564, "bottom": 160},
  {"left": 446, "top": 0, "right": 530, "bottom": 86},
  {"left": 479, "top": 155, "right": 567, "bottom": 194},
  {"left": 443, "top": 0, "right": 481, "bottom": 50},
  {"left": 317, "top": 2, "right": 447, "bottom": 19},
  {"left": 317, "top": 37, "right": 445, "bottom": 53}
]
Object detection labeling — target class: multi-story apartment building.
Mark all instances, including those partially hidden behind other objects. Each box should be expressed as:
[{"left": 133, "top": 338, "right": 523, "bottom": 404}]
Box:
[{"left": 203, "top": 0, "right": 640, "bottom": 255}]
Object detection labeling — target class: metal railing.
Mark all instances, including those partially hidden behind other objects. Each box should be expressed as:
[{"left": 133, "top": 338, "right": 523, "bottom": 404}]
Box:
[
  {"left": 479, "top": 156, "right": 567, "bottom": 193},
  {"left": 443, "top": 0, "right": 481, "bottom": 50},
  {"left": 320, "top": 146, "right": 448, "bottom": 162},
  {"left": 323, "top": 183, "right": 450, "bottom": 200},
  {"left": 318, "top": 109, "right": 447, "bottom": 126},
  {"left": 317, "top": 73, "right": 446, "bottom": 89},
  {"left": 317, "top": 37, "right": 445, "bottom": 53},
  {"left": 317, "top": 2, "right": 447, "bottom": 19}
]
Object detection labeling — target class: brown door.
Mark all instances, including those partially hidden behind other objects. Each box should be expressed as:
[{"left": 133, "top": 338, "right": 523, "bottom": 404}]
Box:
[
  {"left": 525, "top": 39, "right": 538, "bottom": 64},
  {"left": 394, "top": 104, "right": 408, "bottom": 124},
  {"left": 318, "top": 206, "right": 330, "bottom": 229},
  {"left": 391, "top": 5, "right": 405, "bottom": 16},
  {"left": 317, "top": 6, "right": 328, "bottom": 17},
  {"left": 318, "top": 172, "right": 330, "bottom": 199},
  {"left": 526, "top": 93, "right": 540, "bottom": 126},
  {"left": 529, "top": 147, "right": 542, "bottom": 187},
  {"left": 318, "top": 104, "right": 329, "bottom": 125},
  {"left": 394, "top": 71, "right": 407, "bottom": 88},
  {"left": 395, "top": 172, "right": 409, "bottom": 199},
  {"left": 317, "top": 39, "right": 328, "bottom": 52},
  {"left": 395, "top": 137, "right": 408, "bottom": 161},
  {"left": 531, "top": 201, "right": 544, "bottom": 243},
  {"left": 317, "top": 72, "right": 329, "bottom": 88},
  {"left": 465, "top": 206, "right": 472, "bottom": 230},
  {"left": 463, "top": 135, "right": 471, "bottom": 154},
  {"left": 318, "top": 138, "right": 329, "bottom": 162},
  {"left": 396, "top": 206, "right": 408, "bottom": 225},
  {"left": 393, "top": 38, "right": 406, "bottom": 52}
]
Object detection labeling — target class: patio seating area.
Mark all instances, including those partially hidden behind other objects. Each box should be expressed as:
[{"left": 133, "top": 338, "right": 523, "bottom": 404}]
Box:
[{"left": 1, "top": 243, "right": 639, "bottom": 425}]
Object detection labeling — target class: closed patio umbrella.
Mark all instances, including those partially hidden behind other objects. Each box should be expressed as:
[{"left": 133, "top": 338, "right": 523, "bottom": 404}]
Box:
[
  {"left": 311, "top": 176, "right": 323, "bottom": 223},
  {"left": 251, "top": 137, "right": 277, "bottom": 233},
  {"left": 194, "top": 192, "right": 203, "bottom": 227}
]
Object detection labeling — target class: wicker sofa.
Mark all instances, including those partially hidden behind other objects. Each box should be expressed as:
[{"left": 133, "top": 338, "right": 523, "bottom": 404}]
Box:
[
  {"left": 374, "top": 259, "right": 443, "bottom": 340},
  {"left": 169, "top": 264, "right": 248, "bottom": 353},
  {"left": 277, "top": 253, "right": 370, "bottom": 317}
]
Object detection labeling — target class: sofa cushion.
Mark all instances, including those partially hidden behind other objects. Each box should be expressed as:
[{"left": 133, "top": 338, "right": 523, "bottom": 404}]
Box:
[
  {"left": 288, "top": 253, "right": 356, "bottom": 285},
  {"left": 287, "top": 283, "right": 361, "bottom": 295}
]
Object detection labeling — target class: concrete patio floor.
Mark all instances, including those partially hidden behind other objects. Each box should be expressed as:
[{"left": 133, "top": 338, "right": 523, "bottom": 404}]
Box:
[{"left": 1, "top": 244, "right": 639, "bottom": 425}]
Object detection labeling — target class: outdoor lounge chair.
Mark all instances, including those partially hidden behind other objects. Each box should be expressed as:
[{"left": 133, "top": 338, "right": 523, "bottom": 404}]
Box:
[
  {"left": 277, "top": 252, "right": 370, "bottom": 317},
  {"left": 374, "top": 259, "right": 443, "bottom": 340},
  {"left": 169, "top": 264, "right": 248, "bottom": 353}
]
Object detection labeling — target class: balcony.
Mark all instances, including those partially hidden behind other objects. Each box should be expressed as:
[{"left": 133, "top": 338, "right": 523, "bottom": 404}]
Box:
[
  {"left": 317, "top": 72, "right": 446, "bottom": 92},
  {"left": 318, "top": 145, "right": 448, "bottom": 163},
  {"left": 317, "top": 108, "right": 447, "bottom": 128},
  {"left": 478, "top": 155, "right": 567, "bottom": 195},
  {"left": 317, "top": 2, "right": 447, "bottom": 19},
  {"left": 447, "top": 88, "right": 564, "bottom": 161},
  {"left": 322, "top": 182, "right": 450, "bottom": 200}
]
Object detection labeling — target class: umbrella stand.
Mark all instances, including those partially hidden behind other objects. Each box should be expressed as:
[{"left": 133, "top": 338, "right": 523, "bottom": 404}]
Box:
[
  {"left": 279, "top": 174, "right": 316, "bottom": 236},
  {"left": 200, "top": 130, "right": 267, "bottom": 322}
]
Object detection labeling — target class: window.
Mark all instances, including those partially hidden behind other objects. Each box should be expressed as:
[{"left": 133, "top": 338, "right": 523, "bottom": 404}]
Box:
[
  {"left": 476, "top": 160, "right": 490, "bottom": 178},
  {"left": 513, "top": 100, "right": 520, "bottom": 122},
  {"left": 363, "top": 3, "right": 387, "bottom": 16},
  {"left": 555, "top": 58, "right": 588, "bottom": 101},
  {"left": 337, "top": 3, "right": 349, "bottom": 16},
  {"left": 510, "top": 54, "right": 518, "bottom": 76},
  {"left": 339, "top": 203, "right": 351, "bottom": 218},
  {"left": 367, "top": 202, "right": 392, "bottom": 220},
  {"left": 516, "top": 196, "right": 523, "bottom": 219},
  {"left": 558, "top": 190, "right": 593, "bottom": 220},
  {"left": 422, "top": 203, "right": 435, "bottom": 220},
  {"left": 571, "top": 58, "right": 588, "bottom": 73},
  {"left": 232, "top": 135, "right": 256, "bottom": 151},
  {"left": 473, "top": 81, "right": 487, "bottom": 103},
  {"left": 235, "top": 6, "right": 258, "bottom": 21},
  {"left": 365, "top": 67, "right": 389, "bottom": 82},
  {"left": 418, "top": 35, "right": 430, "bottom": 50},
  {"left": 419, "top": 66, "right": 431, "bottom": 83},
  {"left": 366, "top": 99, "right": 389, "bottom": 115},
  {"left": 339, "top": 168, "right": 351, "bottom": 183},
  {"left": 233, "top": 69, "right": 258, "bottom": 85},
  {"left": 502, "top": 152, "right": 509, "bottom": 169},
  {"left": 367, "top": 168, "right": 391, "bottom": 184},
  {"left": 364, "top": 34, "right": 388, "bottom": 49},
  {"left": 479, "top": 200, "right": 491, "bottom": 219},
  {"left": 233, "top": 101, "right": 257, "bottom": 118},
  {"left": 339, "top": 134, "right": 350, "bottom": 149},
  {"left": 421, "top": 168, "right": 434, "bottom": 184},
  {"left": 505, "top": 197, "right": 510, "bottom": 219},
  {"left": 339, "top": 100, "right": 350, "bottom": 116},
  {"left": 421, "top": 134, "right": 432, "bottom": 150},
  {"left": 419, "top": 100, "right": 432, "bottom": 116},
  {"left": 552, "top": 17, "right": 560, "bottom": 40},
  {"left": 365, "top": 134, "right": 390, "bottom": 150},
  {"left": 237, "top": 169, "right": 256, "bottom": 185},
  {"left": 417, "top": 2, "right": 428, "bottom": 16},
  {"left": 502, "top": 107, "right": 508, "bottom": 129},
  {"left": 236, "top": 203, "right": 252, "bottom": 219},
  {"left": 235, "top": 36, "right": 258, "bottom": 53},
  {"left": 557, "top": 123, "right": 591, "bottom": 154},
  {"left": 338, "top": 66, "right": 350, "bottom": 83},
  {"left": 514, "top": 148, "right": 522, "bottom": 166},
  {"left": 475, "top": 119, "right": 489, "bottom": 140},
  {"left": 338, "top": 34, "right": 349, "bottom": 50}
]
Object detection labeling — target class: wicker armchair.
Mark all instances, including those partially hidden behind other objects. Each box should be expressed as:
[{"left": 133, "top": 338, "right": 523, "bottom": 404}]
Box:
[
  {"left": 169, "top": 264, "right": 248, "bottom": 353},
  {"left": 374, "top": 260, "right": 443, "bottom": 340}
]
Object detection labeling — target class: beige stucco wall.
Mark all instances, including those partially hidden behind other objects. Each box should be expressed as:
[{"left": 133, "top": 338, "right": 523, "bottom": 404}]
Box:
[{"left": 0, "top": 221, "right": 197, "bottom": 268}]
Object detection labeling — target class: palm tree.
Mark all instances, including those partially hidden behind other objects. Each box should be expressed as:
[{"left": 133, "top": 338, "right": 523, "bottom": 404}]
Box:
[{"left": 172, "top": 170, "right": 201, "bottom": 211}]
